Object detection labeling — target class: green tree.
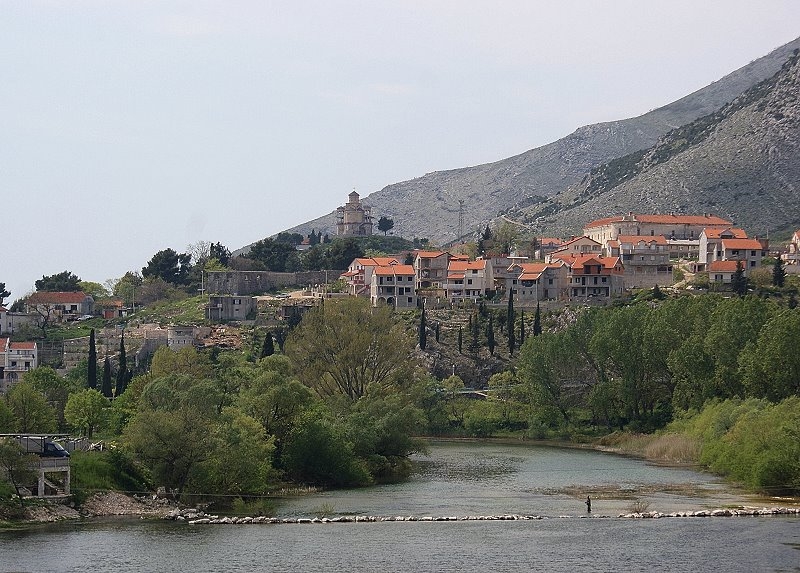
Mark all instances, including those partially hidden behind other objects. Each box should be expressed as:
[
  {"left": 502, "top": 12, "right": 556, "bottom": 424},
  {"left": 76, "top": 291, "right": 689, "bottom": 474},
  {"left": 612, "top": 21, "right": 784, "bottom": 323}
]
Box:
[
  {"left": 35, "top": 270, "right": 81, "bottom": 291},
  {"left": 434, "top": 321, "right": 440, "bottom": 343},
  {"left": 731, "top": 260, "right": 748, "bottom": 296},
  {"left": 65, "top": 389, "right": 108, "bottom": 438},
  {"left": 88, "top": 329, "right": 98, "bottom": 390},
  {"left": 247, "top": 238, "right": 297, "bottom": 272},
  {"left": 5, "top": 382, "right": 57, "bottom": 433},
  {"left": 533, "top": 302, "right": 542, "bottom": 336},
  {"left": 142, "top": 248, "right": 192, "bottom": 285},
  {"left": 458, "top": 326, "right": 463, "bottom": 354},
  {"left": 24, "top": 366, "right": 79, "bottom": 432},
  {"left": 0, "top": 400, "right": 16, "bottom": 432},
  {"left": 772, "top": 256, "right": 786, "bottom": 288},
  {"left": 285, "top": 298, "right": 411, "bottom": 400},
  {"left": 487, "top": 314, "right": 496, "bottom": 356},
  {"left": 323, "top": 238, "right": 365, "bottom": 269},
  {"left": 419, "top": 306, "right": 427, "bottom": 350},
  {"left": 507, "top": 289, "right": 516, "bottom": 356},
  {"left": 519, "top": 310, "right": 526, "bottom": 345},
  {"left": 260, "top": 332, "right": 275, "bottom": 358},
  {"left": 740, "top": 309, "right": 800, "bottom": 400},
  {"left": 209, "top": 242, "right": 232, "bottom": 267},
  {"left": 377, "top": 216, "right": 395, "bottom": 236},
  {"left": 101, "top": 357, "right": 113, "bottom": 398},
  {"left": 0, "top": 439, "right": 38, "bottom": 508},
  {"left": 0, "top": 282, "right": 10, "bottom": 306},
  {"left": 115, "top": 332, "right": 127, "bottom": 397}
]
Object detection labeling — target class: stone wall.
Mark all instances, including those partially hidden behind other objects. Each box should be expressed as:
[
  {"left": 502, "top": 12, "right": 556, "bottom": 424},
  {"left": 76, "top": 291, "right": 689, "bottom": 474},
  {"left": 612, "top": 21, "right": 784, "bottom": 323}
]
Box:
[{"left": 206, "top": 270, "right": 342, "bottom": 295}]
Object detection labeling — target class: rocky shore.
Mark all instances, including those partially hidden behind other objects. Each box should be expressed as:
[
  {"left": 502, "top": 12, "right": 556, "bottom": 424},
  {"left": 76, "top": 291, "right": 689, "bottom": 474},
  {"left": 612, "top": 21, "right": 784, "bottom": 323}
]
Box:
[
  {"left": 163, "top": 506, "right": 800, "bottom": 526},
  {"left": 21, "top": 492, "right": 176, "bottom": 523}
]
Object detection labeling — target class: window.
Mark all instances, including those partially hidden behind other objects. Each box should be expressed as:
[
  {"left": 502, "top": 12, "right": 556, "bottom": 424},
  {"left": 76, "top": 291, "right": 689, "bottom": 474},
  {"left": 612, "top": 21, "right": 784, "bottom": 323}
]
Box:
[
  {"left": 467, "top": 279, "right": 473, "bottom": 285},
  {"left": 750, "top": 261, "right": 756, "bottom": 268},
  {"left": 750, "top": 250, "right": 756, "bottom": 257},
  {"left": 408, "top": 297, "right": 413, "bottom": 303}
]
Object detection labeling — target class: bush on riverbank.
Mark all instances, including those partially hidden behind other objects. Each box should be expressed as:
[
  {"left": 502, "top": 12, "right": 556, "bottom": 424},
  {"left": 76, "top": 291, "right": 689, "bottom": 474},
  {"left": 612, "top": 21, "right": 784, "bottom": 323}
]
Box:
[{"left": 70, "top": 449, "right": 153, "bottom": 503}]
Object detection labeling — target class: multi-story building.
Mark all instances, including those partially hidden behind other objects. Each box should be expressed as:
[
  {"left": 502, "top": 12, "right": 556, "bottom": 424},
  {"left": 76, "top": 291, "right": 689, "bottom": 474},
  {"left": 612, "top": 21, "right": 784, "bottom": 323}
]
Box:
[
  {"left": 25, "top": 291, "right": 94, "bottom": 322},
  {"left": 336, "top": 190, "right": 373, "bottom": 236},
  {"left": 564, "top": 255, "right": 625, "bottom": 300},
  {"left": 370, "top": 264, "right": 417, "bottom": 308},
  {"left": 605, "top": 235, "right": 672, "bottom": 288},
  {"left": 506, "top": 262, "right": 569, "bottom": 302},
  {"left": 414, "top": 251, "right": 451, "bottom": 290},
  {"left": 340, "top": 257, "right": 401, "bottom": 296},
  {"left": 545, "top": 236, "right": 602, "bottom": 262},
  {"left": 445, "top": 259, "right": 494, "bottom": 302},
  {"left": 584, "top": 213, "right": 732, "bottom": 243},
  {"left": 0, "top": 337, "right": 38, "bottom": 393}
]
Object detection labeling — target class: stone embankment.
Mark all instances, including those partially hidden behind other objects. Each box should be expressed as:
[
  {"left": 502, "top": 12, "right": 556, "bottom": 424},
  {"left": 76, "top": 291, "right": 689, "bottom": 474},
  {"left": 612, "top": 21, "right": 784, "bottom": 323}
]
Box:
[{"left": 164, "top": 507, "right": 800, "bottom": 525}]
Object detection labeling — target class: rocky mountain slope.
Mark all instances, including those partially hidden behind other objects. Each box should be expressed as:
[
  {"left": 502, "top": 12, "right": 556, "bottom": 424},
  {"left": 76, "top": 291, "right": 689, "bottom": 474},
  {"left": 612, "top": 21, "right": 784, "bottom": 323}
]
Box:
[
  {"left": 271, "top": 37, "right": 800, "bottom": 247},
  {"left": 517, "top": 49, "right": 800, "bottom": 238}
]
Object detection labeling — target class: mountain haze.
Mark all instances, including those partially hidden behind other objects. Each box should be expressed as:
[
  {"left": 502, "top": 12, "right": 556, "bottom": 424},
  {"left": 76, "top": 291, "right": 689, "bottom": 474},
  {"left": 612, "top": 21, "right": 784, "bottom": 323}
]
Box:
[{"left": 268, "top": 37, "right": 800, "bottom": 248}]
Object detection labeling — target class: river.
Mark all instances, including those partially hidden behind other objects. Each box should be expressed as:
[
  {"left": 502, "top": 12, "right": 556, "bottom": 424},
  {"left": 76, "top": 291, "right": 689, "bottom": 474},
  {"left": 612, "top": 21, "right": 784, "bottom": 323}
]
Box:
[{"left": 2, "top": 441, "right": 798, "bottom": 572}]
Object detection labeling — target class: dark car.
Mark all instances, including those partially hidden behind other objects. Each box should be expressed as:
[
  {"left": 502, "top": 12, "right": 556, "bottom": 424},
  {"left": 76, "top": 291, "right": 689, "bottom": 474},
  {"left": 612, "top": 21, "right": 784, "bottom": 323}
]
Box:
[{"left": 41, "top": 441, "right": 70, "bottom": 457}]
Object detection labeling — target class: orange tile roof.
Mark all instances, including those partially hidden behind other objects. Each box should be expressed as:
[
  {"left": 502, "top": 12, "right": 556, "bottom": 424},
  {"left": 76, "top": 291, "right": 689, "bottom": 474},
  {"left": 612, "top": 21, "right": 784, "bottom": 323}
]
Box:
[
  {"left": 721, "top": 238, "right": 764, "bottom": 250},
  {"left": 375, "top": 265, "right": 415, "bottom": 276},
  {"left": 570, "top": 255, "right": 623, "bottom": 272},
  {"left": 585, "top": 213, "right": 732, "bottom": 228},
  {"left": 703, "top": 228, "right": 748, "bottom": 239},
  {"left": 10, "top": 341, "right": 36, "bottom": 350},
  {"left": 448, "top": 260, "right": 487, "bottom": 272},
  {"left": 0, "top": 337, "right": 8, "bottom": 349},
  {"left": 617, "top": 235, "right": 668, "bottom": 245},
  {"left": 27, "top": 291, "right": 90, "bottom": 304},
  {"left": 709, "top": 260, "right": 739, "bottom": 272},
  {"left": 539, "top": 237, "right": 563, "bottom": 246},
  {"left": 415, "top": 250, "right": 447, "bottom": 259},
  {"left": 559, "top": 236, "right": 601, "bottom": 248}
]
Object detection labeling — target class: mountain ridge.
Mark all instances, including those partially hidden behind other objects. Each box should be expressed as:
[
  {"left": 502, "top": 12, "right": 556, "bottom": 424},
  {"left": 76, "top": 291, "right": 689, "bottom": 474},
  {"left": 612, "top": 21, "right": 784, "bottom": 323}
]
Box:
[{"left": 256, "top": 37, "right": 800, "bottom": 250}]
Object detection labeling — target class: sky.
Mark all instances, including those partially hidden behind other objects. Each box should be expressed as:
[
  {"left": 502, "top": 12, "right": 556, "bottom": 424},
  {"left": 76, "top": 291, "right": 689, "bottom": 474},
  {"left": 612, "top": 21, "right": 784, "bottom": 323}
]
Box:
[{"left": 1, "top": 1, "right": 799, "bottom": 304}]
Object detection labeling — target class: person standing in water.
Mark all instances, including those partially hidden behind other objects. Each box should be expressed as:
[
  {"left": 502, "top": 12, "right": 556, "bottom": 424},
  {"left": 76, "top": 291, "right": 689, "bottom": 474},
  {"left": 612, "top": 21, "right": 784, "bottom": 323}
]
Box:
[{"left": 585, "top": 495, "right": 592, "bottom": 513}]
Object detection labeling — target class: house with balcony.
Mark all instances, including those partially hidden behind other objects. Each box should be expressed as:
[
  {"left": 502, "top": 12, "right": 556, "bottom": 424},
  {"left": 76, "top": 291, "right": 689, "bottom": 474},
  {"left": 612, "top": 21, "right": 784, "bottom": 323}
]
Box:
[
  {"left": 545, "top": 236, "right": 602, "bottom": 262},
  {"left": 708, "top": 260, "right": 739, "bottom": 284},
  {"left": 506, "top": 262, "right": 569, "bottom": 302},
  {"left": 341, "top": 257, "right": 401, "bottom": 296},
  {"left": 25, "top": 291, "right": 94, "bottom": 323},
  {"left": 560, "top": 255, "right": 625, "bottom": 300},
  {"left": 782, "top": 229, "right": 800, "bottom": 265},
  {"left": 414, "top": 251, "right": 451, "bottom": 291},
  {"left": 445, "top": 259, "right": 495, "bottom": 302},
  {"left": 698, "top": 228, "right": 749, "bottom": 268},
  {"left": 0, "top": 338, "right": 38, "bottom": 393},
  {"left": 605, "top": 235, "right": 673, "bottom": 288},
  {"left": 370, "top": 264, "right": 417, "bottom": 308}
]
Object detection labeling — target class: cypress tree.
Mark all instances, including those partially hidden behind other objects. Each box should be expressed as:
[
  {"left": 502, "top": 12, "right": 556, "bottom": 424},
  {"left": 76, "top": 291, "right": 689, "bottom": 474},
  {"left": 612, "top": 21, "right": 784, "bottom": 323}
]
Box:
[
  {"left": 419, "top": 305, "right": 427, "bottom": 350},
  {"left": 507, "top": 289, "right": 516, "bottom": 356},
  {"left": 101, "top": 357, "right": 113, "bottom": 398},
  {"left": 487, "top": 314, "right": 495, "bottom": 356},
  {"left": 469, "top": 311, "right": 480, "bottom": 355},
  {"left": 435, "top": 322, "right": 440, "bottom": 343},
  {"left": 773, "top": 257, "right": 786, "bottom": 287},
  {"left": 731, "top": 260, "right": 747, "bottom": 296},
  {"left": 115, "top": 332, "right": 127, "bottom": 397},
  {"left": 533, "top": 302, "right": 542, "bottom": 336},
  {"left": 87, "top": 328, "right": 97, "bottom": 389},
  {"left": 261, "top": 331, "right": 275, "bottom": 358},
  {"left": 458, "top": 327, "right": 463, "bottom": 354},
  {"left": 519, "top": 310, "right": 525, "bottom": 344}
]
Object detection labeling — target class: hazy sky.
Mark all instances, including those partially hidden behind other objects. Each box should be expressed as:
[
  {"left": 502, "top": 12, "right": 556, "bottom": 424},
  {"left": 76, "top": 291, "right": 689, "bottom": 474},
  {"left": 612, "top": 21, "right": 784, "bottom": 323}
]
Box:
[{"left": 2, "top": 1, "right": 798, "bottom": 303}]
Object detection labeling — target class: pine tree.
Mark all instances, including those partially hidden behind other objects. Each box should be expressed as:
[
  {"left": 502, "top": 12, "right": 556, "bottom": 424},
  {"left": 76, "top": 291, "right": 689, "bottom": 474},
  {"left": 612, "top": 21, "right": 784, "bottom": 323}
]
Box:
[
  {"left": 115, "top": 332, "right": 127, "bottom": 397},
  {"left": 87, "top": 328, "right": 97, "bottom": 389},
  {"left": 261, "top": 331, "right": 275, "bottom": 358},
  {"left": 457, "top": 327, "right": 463, "bottom": 354},
  {"left": 533, "top": 303, "right": 542, "bottom": 336},
  {"left": 101, "top": 357, "right": 113, "bottom": 398},
  {"left": 419, "top": 305, "right": 427, "bottom": 350},
  {"left": 487, "top": 314, "right": 495, "bottom": 356},
  {"left": 773, "top": 257, "right": 786, "bottom": 287}
]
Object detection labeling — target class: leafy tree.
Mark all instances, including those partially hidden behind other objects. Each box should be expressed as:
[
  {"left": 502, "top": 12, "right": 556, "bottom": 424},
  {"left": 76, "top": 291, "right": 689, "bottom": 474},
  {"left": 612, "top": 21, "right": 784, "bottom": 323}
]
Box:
[
  {"left": 772, "top": 256, "right": 786, "bottom": 288},
  {"left": 260, "top": 331, "right": 275, "bottom": 358},
  {"left": 115, "top": 332, "right": 127, "bottom": 397},
  {"left": 0, "top": 439, "right": 38, "bottom": 508},
  {"left": 323, "top": 238, "right": 365, "bottom": 269},
  {"left": 0, "top": 400, "right": 16, "bottom": 432},
  {"left": 377, "top": 216, "right": 395, "bottom": 236},
  {"left": 24, "top": 366, "right": 79, "bottom": 432},
  {"left": 285, "top": 298, "right": 412, "bottom": 400},
  {"left": 112, "top": 272, "right": 144, "bottom": 307},
  {"left": 151, "top": 346, "right": 214, "bottom": 379},
  {"left": 419, "top": 306, "right": 427, "bottom": 350},
  {"left": 65, "top": 389, "right": 108, "bottom": 438},
  {"left": 88, "top": 329, "right": 97, "bottom": 390},
  {"left": 247, "top": 238, "right": 296, "bottom": 272},
  {"left": 0, "top": 282, "right": 10, "bottom": 306},
  {"left": 533, "top": 303, "right": 542, "bottom": 336},
  {"left": 210, "top": 242, "right": 232, "bottom": 267},
  {"left": 740, "top": 309, "right": 800, "bottom": 400},
  {"left": 101, "top": 357, "right": 113, "bottom": 398},
  {"left": 35, "top": 270, "right": 81, "bottom": 292},
  {"left": 142, "top": 248, "right": 192, "bottom": 285},
  {"left": 5, "top": 382, "right": 57, "bottom": 432},
  {"left": 78, "top": 281, "right": 108, "bottom": 299}
]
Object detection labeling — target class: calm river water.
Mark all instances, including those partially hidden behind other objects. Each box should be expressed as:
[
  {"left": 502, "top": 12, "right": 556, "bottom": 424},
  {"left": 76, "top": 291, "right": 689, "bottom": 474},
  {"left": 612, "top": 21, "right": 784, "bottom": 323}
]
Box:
[{"left": 2, "top": 441, "right": 798, "bottom": 572}]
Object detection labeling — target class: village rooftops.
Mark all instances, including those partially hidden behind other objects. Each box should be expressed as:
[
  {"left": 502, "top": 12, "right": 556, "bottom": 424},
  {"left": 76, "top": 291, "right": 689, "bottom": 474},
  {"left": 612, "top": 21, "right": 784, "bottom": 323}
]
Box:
[
  {"left": 26, "top": 291, "right": 91, "bottom": 304},
  {"left": 708, "top": 260, "right": 740, "bottom": 272},
  {"left": 703, "top": 228, "right": 749, "bottom": 239},
  {"left": 720, "top": 238, "right": 765, "bottom": 250},
  {"left": 374, "top": 264, "right": 415, "bottom": 276},
  {"left": 585, "top": 213, "right": 733, "bottom": 228}
]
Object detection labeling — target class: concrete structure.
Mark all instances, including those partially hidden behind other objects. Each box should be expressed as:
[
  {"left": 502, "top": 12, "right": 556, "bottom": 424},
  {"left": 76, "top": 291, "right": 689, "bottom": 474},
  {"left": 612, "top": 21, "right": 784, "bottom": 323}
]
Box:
[
  {"left": 0, "top": 338, "right": 38, "bottom": 393},
  {"left": 205, "top": 270, "right": 333, "bottom": 296},
  {"left": 0, "top": 435, "right": 71, "bottom": 497},
  {"left": 545, "top": 236, "right": 602, "bottom": 262},
  {"left": 781, "top": 229, "right": 800, "bottom": 265},
  {"left": 370, "top": 264, "right": 417, "bottom": 308},
  {"left": 341, "top": 257, "right": 401, "bottom": 296},
  {"left": 414, "top": 251, "right": 451, "bottom": 290},
  {"left": 336, "top": 190, "right": 373, "bottom": 236},
  {"left": 0, "top": 306, "right": 35, "bottom": 335},
  {"left": 708, "top": 260, "right": 739, "bottom": 284},
  {"left": 206, "top": 295, "right": 256, "bottom": 322},
  {"left": 584, "top": 213, "right": 733, "bottom": 243},
  {"left": 562, "top": 255, "right": 625, "bottom": 300},
  {"left": 167, "top": 326, "right": 197, "bottom": 349}
]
